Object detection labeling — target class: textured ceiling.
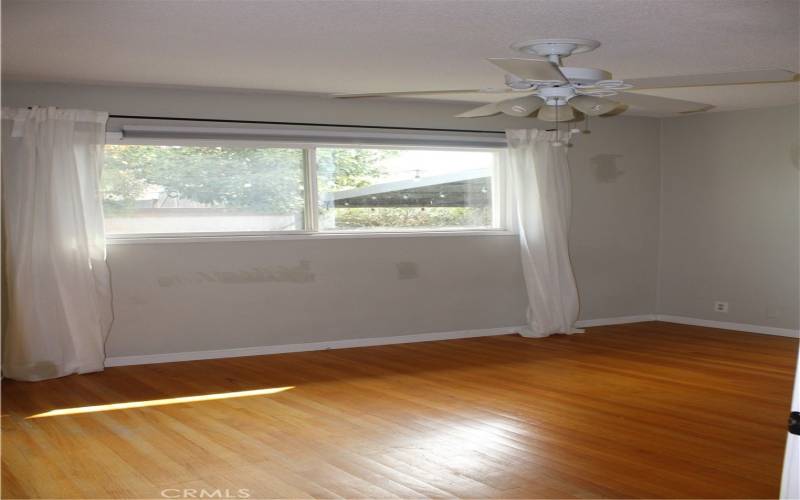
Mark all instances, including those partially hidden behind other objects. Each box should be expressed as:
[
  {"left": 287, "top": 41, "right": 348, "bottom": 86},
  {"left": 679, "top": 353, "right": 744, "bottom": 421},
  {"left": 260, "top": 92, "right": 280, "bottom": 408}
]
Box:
[{"left": 2, "top": 0, "right": 799, "bottom": 114}]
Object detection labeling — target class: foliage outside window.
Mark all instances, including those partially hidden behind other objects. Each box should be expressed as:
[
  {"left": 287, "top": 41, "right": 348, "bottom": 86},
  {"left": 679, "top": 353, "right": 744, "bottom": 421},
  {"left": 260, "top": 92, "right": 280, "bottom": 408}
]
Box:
[{"left": 101, "top": 143, "right": 499, "bottom": 236}]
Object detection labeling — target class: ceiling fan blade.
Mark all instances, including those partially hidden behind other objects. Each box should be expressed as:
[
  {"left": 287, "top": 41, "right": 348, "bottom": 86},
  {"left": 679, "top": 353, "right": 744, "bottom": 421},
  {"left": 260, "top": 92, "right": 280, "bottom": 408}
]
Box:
[
  {"left": 625, "top": 69, "right": 798, "bottom": 90},
  {"left": 496, "top": 95, "right": 545, "bottom": 117},
  {"left": 537, "top": 105, "right": 575, "bottom": 122},
  {"left": 568, "top": 95, "right": 620, "bottom": 116},
  {"left": 332, "top": 89, "right": 501, "bottom": 98},
  {"left": 599, "top": 103, "right": 629, "bottom": 117},
  {"left": 615, "top": 92, "right": 713, "bottom": 114},
  {"left": 455, "top": 103, "right": 501, "bottom": 118},
  {"left": 487, "top": 58, "right": 567, "bottom": 82}
]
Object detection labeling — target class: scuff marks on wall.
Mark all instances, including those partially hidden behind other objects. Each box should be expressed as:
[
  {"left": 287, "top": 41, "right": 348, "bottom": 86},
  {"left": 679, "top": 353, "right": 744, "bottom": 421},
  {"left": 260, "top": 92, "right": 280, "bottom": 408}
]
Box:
[
  {"left": 158, "top": 260, "right": 315, "bottom": 287},
  {"left": 590, "top": 154, "right": 626, "bottom": 183},
  {"left": 396, "top": 262, "right": 419, "bottom": 279}
]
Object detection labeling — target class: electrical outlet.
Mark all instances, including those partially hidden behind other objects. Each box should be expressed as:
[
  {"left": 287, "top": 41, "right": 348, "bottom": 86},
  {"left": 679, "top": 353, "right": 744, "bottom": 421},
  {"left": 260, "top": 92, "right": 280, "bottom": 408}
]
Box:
[{"left": 714, "top": 301, "right": 729, "bottom": 313}]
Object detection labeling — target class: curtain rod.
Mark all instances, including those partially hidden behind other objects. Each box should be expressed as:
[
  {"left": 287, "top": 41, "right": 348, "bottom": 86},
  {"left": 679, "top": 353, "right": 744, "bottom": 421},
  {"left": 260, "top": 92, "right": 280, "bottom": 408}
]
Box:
[{"left": 108, "top": 114, "right": 507, "bottom": 135}]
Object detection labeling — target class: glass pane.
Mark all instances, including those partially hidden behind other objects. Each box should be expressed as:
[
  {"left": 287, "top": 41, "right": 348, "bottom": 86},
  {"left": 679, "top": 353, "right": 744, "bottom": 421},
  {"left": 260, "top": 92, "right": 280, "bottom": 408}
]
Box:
[
  {"left": 102, "top": 145, "right": 305, "bottom": 234},
  {"left": 317, "top": 148, "right": 496, "bottom": 231}
]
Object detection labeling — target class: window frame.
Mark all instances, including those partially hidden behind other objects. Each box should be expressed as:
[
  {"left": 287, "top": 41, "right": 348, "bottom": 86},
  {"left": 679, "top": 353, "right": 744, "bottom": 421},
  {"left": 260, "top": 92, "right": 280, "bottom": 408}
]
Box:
[{"left": 102, "top": 135, "right": 511, "bottom": 243}]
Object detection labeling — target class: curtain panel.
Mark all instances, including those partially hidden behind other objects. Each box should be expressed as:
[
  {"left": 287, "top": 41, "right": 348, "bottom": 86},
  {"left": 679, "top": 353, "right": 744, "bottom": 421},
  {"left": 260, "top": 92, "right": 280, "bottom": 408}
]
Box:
[
  {"left": 505, "top": 129, "right": 581, "bottom": 337},
  {"left": 2, "top": 107, "right": 111, "bottom": 381}
]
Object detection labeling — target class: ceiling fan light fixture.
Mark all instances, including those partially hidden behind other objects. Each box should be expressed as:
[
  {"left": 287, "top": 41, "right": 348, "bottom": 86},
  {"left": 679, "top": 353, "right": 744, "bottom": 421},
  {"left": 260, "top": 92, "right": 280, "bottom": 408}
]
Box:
[
  {"left": 496, "top": 95, "right": 545, "bottom": 117},
  {"left": 568, "top": 95, "right": 620, "bottom": 116},
  {"left": 537, "top": 104, "right": 576, "bottom": 122}
]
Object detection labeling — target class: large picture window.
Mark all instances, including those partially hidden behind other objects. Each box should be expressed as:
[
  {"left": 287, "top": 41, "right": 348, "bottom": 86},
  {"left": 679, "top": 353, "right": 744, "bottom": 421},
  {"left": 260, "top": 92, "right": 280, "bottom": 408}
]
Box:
[
  {"left": 102, "top": 142, "right": 504, "bottom": 237},
  {"left": 102, "top": 145, "right": 306, "bottom": 234}
]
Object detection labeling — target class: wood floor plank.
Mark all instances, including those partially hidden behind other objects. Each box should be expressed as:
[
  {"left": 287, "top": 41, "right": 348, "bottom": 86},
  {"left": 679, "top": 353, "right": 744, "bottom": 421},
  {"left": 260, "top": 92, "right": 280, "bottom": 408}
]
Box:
[{"left": 2, "top": 321, "right": 796, "bottom": 499}]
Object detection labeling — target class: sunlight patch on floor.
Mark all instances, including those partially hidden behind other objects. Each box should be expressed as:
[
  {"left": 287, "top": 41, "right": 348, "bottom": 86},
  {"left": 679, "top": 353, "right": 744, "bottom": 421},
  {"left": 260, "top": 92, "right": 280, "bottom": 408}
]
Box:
[{"left": 27, "top": 386, "right": 294, "bottom": 419}]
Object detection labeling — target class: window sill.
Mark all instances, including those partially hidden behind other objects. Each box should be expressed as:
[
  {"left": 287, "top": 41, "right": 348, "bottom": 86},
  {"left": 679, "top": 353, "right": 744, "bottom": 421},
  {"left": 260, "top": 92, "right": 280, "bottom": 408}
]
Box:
[{"left": 105, "top": 229, "right": 515, "bottom": 245}]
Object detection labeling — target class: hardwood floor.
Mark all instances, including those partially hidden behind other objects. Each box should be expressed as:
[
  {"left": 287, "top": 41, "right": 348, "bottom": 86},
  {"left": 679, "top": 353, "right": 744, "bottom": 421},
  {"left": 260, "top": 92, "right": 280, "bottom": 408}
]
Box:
[{"left": 2, "top": 321, "right": 797, "bottom": 499}]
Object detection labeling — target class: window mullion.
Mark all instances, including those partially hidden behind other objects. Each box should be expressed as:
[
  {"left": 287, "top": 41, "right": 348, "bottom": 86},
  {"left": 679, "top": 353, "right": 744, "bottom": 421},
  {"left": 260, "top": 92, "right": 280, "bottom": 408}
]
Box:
[
  {"left": 491, "top": 151, "right": 506, "bottom": 230},
  {"left": 303, "top": 147, "right": 319, "bottom": 232}
]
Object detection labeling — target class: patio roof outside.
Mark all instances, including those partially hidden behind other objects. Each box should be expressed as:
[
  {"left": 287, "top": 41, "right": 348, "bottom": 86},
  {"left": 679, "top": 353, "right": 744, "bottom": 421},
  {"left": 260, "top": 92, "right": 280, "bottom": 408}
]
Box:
[{"left": 320, "top": 169, "right": 491, "bottom": 208}]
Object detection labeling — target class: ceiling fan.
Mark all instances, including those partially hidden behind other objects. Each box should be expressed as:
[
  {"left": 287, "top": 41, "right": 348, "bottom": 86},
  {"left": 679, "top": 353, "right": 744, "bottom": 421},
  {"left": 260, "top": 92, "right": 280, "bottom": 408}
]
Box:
[{"left": 333, "top": 38, "right": 797, "bottom": 121}]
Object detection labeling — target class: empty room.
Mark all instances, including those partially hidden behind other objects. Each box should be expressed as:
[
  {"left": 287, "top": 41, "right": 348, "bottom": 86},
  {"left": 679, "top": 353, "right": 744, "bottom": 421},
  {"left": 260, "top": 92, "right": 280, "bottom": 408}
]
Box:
[{"left": 1, "top": 1, "right": 799, "bottom": 499}]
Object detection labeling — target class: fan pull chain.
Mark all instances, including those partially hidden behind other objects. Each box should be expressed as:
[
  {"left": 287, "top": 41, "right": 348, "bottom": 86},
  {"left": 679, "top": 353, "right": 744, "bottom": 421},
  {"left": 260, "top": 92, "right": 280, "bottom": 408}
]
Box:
[{"left": 553, "top": 103, "right": 564, "bottom": 147}]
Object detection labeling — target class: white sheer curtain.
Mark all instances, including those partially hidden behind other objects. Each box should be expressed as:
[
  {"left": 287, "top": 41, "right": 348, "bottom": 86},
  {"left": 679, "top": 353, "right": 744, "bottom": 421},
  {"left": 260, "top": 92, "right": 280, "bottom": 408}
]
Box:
[
  {"left": 2, "top": 107, "right": 111, "bottom": 381},
  {"left": 505, "top": 129, "right": 581, "bottom": 337}
]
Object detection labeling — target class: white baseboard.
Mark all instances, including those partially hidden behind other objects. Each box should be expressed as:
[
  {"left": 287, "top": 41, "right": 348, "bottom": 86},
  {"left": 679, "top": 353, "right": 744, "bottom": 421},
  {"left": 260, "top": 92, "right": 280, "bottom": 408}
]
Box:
[
  {"left": 576, "top": 314, "right": 799, "bottom": 338},
  {"left": 654, "top": 314, "right": 799, "bottom": 338},
  {"left": 575, "top": 315, "right": 657, "bottom": 328},
  {"left": 575, "top": 314, "right": 800, "bottom": 338},
  {"left": 105, "top": 315, "right": 799, "bottom": 368},
  {"left": 104, "top": 325, "right": 527, "bottom": 367}
]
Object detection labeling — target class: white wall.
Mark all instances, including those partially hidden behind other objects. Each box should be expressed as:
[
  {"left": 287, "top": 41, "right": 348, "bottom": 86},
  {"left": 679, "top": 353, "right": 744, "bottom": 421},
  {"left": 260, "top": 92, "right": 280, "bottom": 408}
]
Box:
[
  {"left": 569, "top": 115, "right": 661, "bottom": 320},
  {"left": 2, "top": 81, "right": 662, "bottom": 356},
  {"left": 106, "top": 236, "right": 527, "bottom": 355},
  {"left": 658, "top": 105, "right": 800, "bottom": 330}
]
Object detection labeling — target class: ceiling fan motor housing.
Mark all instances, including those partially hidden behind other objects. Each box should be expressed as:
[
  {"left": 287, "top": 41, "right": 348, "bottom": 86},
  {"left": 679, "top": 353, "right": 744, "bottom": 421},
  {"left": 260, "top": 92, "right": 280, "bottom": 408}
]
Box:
[{"left": 537, "top": 86, "right": 575, "bottom": 105}]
